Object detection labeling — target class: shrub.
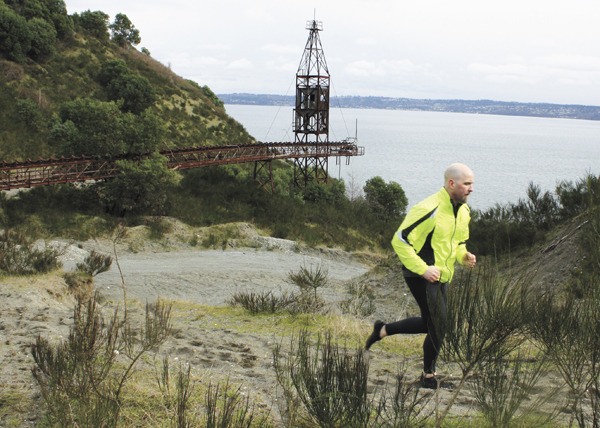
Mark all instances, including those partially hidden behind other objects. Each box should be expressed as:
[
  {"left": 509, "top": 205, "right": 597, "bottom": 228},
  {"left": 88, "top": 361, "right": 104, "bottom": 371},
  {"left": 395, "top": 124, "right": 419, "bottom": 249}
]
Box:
[
  {"left": 438, "top": 261, "right": 529, "bottom": 424},
  {"left": 75, "top": 249, "right": 112, "bottom": 276},
  {"left": 203, "top": 378, "right": 260, "bottom": 428},
  {"left": 31, "top": 293, "right": 172, "bottom": 426},
  {"left": 470, "top": 349, "right": 557, "bottom": 427},
  {"left": 287, "top": 262, "right": 329, "bottom": 302},
  {"left": 339, "top": 281, "right": 375, "bottom": 317},
  {"left": 0, "top": 229, "right": 61, "bottom": 275},
  {"left": 273, "top": 330, "right": 373, "bottom": 427},
  {"left": 229, "top": 290, "right": 296, "bottom": 314},
  {"left": 528, "top": 282, "right": 600, "bottom": 426},
  {"left": 0, "top": 5, "right": 31, "bottom": 62}
]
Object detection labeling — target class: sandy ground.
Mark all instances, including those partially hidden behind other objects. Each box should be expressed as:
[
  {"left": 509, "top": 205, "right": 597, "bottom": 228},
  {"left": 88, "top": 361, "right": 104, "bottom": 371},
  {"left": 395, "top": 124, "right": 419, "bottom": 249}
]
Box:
[
  {"left": 0, "top": 227, "right": 388, "bottom": 426},
  {"left": 93, "top": 247, "right": 368, "bottom": 307},
  {"left": 0, "top": 219, "right": 586, "bottom": 426}
]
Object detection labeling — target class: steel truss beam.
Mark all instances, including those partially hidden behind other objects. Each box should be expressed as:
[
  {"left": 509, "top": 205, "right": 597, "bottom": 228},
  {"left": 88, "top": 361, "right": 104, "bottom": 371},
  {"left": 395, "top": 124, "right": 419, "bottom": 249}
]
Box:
[{"left": 0, "top": 142, "right": 364, "bottom": 191}]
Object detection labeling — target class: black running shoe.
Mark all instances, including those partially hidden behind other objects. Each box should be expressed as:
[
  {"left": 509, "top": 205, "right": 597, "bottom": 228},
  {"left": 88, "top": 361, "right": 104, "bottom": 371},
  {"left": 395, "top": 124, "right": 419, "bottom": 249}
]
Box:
[
  {"left": 419, "top": 373, "right": 438, "bottom": 389},
  {"left": 365, "top": 320, "right": 384, "bottom": 350}
]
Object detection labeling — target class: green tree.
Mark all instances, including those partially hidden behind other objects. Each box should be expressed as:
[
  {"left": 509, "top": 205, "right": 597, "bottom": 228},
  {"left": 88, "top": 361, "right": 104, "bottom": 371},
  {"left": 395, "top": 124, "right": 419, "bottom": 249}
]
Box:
[
  {"left": 0, "top": 4, "right": 32, "bottom": 62},
  {"left": 363, "top": 176, "right": 408, "bottom": 221},
  {"left": 16, "top": 98, "right": 45, "bottom": 130},
  {"left": 120, "top": 109, "right": 164, "bottom": 154},
  {"left": 109, "top": 13, "right": 140, "bottom": 47},
  {"left": 106, "top": 72, "right": 156, "bottom": 114},
  {"left": 303, "top": 180, "right": 346, "bottom": 205},
  {"left": 97, "top": 59, "right": 129, "bottom": 86},
  {"left": 101, "top": 152, "right": 180, "bottom": 216},
  {"left": 73, "top": 10, "right": 108, "bottom": 40},
  {"left": 98, "top": 60, "right": 156, "bottom": 114},
  {"left": 4, "top": 0, "right": 72, "bottom": 39},
  {"left": 43, "top": 0, "right": 73, "bottom": 39},
  {"left": 50, "top": 98, "right": 127, "bottom": 156},
  {"left": 27, "top": 16, "right": 56, "bottom": 60},
  {"left": 50, "top": 98, "right": 163, "bottom": 156}
]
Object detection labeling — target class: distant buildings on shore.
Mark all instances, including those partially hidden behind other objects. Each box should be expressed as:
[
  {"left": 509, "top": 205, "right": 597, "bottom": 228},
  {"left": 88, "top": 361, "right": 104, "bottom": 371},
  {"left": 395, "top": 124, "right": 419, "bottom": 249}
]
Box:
[{"left": 219, "top": 93, "right": 600, "bottom": 121}]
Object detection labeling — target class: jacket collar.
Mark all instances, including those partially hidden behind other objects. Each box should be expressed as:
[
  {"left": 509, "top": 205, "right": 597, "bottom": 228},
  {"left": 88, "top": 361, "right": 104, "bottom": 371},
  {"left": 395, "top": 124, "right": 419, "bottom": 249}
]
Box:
[{"left": 439, "top": 187, "right": 466, "bottom": 213}]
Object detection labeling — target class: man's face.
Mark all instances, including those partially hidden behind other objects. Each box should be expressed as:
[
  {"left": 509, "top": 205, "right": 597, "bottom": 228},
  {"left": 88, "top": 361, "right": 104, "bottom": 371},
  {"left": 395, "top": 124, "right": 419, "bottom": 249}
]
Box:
[{"left": 449, "top": 172, "right": 474, "bottom": 204}]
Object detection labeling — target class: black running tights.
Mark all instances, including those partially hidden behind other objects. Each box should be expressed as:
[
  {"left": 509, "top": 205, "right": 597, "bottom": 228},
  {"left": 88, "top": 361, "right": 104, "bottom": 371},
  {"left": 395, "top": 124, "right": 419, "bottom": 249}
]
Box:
[{"left": 384, "top": 277, "right": 448, "bottom": 374}]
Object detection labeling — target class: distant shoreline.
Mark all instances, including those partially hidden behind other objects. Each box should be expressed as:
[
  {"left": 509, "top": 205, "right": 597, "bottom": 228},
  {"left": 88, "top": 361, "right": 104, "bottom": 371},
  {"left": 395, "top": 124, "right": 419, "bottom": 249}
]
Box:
[{"left": 219, "top": 93, "right": 600, "bottom": 121}]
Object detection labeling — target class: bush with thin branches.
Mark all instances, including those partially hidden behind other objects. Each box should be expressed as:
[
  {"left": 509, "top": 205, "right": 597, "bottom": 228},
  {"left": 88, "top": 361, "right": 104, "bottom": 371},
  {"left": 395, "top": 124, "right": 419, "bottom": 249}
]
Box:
[
  {"left": 229, "top": 290, "right": 297, "bottom": 314},
  {"left": 31, "top": 293, "right": 172, "bottom": 426},
  {"left": 0, "top": 229, "right": 61, "bottom": 275},
  {"left": 273, "top": 330, "right": 374, "bottom": 427},
  {"left": 438, "top": 261, "right": 530, "bottom": 424},
  {"left": 75, "top": 249, "right": 112, "bottom": 276},
  {"left": 470, "top": 349, "right": 558, "bottom": 427}
]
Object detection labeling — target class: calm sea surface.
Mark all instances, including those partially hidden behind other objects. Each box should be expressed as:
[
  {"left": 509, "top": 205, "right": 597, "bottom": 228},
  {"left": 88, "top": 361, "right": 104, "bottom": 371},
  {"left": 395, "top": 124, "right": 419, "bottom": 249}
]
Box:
[{"left": 225, "top": 104, "right": 600, "bottom": 210}]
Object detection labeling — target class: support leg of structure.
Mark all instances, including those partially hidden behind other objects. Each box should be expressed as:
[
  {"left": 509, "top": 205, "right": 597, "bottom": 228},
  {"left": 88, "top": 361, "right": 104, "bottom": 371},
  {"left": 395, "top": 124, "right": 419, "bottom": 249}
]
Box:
[
  {"left": 253, "top": 160, "right": 275, "bottom": 193},
  {"left": 293, "top": 156, "right": 329, "bottom": 188}
]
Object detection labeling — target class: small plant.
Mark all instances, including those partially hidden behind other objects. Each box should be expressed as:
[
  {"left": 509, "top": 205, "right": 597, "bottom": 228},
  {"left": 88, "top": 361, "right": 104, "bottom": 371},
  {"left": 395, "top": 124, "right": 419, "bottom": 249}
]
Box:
[
  {"left": 376, "top": 365, "right": 433, "bottom": 428},
  {"left": 470, "top": 350, "right": 557, "bottom": 427},
  {"left": 339, "top": 281, "right": 375, "bottom": 317},
  {"left": 156, "top": 357, "right": 197, "bottom": 427},
  {"left": 62, "top": 271, "right": 94, "bottom": 299},
  {"left": 75, "top": 249, "right": 112, "bottom": 276},
  {"left": 229, "top": 290, "right": 296, "bottom": 314},
  {"left": 147, "top": 216, "right": 173, "bottom": 240},
  {"left": 287, "top": 262, "right": 329, "bottom": 313},
  {"left": 203, "top": 378, "right": 261, "bottom": 428}
]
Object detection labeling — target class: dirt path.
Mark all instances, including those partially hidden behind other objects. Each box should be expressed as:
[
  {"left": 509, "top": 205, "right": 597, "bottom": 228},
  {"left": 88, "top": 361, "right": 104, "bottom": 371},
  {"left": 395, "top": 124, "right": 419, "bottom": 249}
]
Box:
[{"left": 93, "top": 247, "right": 369, "bottom": 306}]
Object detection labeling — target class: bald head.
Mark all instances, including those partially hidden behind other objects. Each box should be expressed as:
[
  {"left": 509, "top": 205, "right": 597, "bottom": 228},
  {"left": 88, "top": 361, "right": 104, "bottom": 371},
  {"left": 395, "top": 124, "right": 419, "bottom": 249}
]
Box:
[{"left": 444, "top": 163, "right": 474, "bottom": 204}]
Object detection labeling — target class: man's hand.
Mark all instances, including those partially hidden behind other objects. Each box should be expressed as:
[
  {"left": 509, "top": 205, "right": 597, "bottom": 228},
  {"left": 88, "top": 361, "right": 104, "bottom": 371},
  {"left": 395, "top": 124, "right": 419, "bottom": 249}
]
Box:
[
  {"left": 464, "top": 252, "right": 477, "bottom": 268},
  {"left": 423, "top": 266, "right": 441, "bottom": 283}
]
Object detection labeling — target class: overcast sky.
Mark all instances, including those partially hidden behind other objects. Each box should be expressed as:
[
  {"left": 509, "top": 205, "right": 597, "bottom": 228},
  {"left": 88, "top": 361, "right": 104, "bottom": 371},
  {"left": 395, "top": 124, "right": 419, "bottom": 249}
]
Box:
[{"left": 66, "top": 1, "right": 600, "bottom": 106}]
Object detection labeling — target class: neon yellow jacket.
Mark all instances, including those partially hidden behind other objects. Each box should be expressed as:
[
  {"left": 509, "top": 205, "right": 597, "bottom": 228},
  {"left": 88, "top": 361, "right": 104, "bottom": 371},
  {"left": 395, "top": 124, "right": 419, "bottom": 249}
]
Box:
[{"left": 391, "top": 187, "right": 471, "bottom": 283}]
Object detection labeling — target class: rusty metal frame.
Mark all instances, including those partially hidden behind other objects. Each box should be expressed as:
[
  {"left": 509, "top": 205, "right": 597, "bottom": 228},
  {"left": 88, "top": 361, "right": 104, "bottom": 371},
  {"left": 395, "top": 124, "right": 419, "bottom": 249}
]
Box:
[{"left": 0, "top": 142, "right": 363, "bottom": 191}]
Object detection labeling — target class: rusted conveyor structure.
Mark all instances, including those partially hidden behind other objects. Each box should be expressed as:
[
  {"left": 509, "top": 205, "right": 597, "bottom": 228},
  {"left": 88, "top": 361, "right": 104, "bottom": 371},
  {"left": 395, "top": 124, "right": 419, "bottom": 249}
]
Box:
[{"left": 0, "top": 141, "right": 364, "bottom": 191}]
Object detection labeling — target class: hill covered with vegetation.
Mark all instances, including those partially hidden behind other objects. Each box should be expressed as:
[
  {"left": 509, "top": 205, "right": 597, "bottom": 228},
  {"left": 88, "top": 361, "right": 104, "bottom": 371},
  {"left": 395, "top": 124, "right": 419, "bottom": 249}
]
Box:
[{"left": 0, "top": 0, "right": 251, "bottom": 163}]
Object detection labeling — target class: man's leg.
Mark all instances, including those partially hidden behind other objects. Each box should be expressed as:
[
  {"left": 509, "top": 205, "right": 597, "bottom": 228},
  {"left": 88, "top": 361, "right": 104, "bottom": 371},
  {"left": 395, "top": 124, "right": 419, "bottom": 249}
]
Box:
[
  {"left": 365, "top": 277, "right": 429, "bottom": 350},
  {"left": 423, "top": 282, "right": 448, "bottom": 374}
]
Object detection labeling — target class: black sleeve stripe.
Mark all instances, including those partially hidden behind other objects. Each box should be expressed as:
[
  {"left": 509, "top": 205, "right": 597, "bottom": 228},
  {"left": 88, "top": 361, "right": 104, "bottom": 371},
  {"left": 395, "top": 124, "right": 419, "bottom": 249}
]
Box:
[{"left": 400, "top": 206, "right": 439, "bottom": 244}]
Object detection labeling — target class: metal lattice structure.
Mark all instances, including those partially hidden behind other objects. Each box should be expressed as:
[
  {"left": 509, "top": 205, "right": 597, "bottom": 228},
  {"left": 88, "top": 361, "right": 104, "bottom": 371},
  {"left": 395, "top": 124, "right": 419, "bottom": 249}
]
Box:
[
  {"left": 293, "top": 19, "right": 332, "bottom": 187},
  {"left": 0, "top": 142, "right": 364, "bottom": 191},
  {"left": 1, "top": 19, "right": 365, "bottom": 193}
]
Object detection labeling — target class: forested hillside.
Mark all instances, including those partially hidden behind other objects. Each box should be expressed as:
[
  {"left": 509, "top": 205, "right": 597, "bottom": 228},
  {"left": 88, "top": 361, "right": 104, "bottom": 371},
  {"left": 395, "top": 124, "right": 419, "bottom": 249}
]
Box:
[{"left": 0, "top": 0, "right": 252, "bottom": 163}]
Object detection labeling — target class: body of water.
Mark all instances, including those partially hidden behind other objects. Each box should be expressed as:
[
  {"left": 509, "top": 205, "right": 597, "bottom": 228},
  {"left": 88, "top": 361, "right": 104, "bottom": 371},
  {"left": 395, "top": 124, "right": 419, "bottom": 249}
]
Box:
[{"left": 225, "top": 104, "right": 600, "bottom": 210}]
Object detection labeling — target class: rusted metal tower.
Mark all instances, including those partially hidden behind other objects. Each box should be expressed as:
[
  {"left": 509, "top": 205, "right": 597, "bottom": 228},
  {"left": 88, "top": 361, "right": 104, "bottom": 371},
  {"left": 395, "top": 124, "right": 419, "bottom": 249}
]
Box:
[{"left": 293, "top": 19, "right": 331, "bottom": 187}]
